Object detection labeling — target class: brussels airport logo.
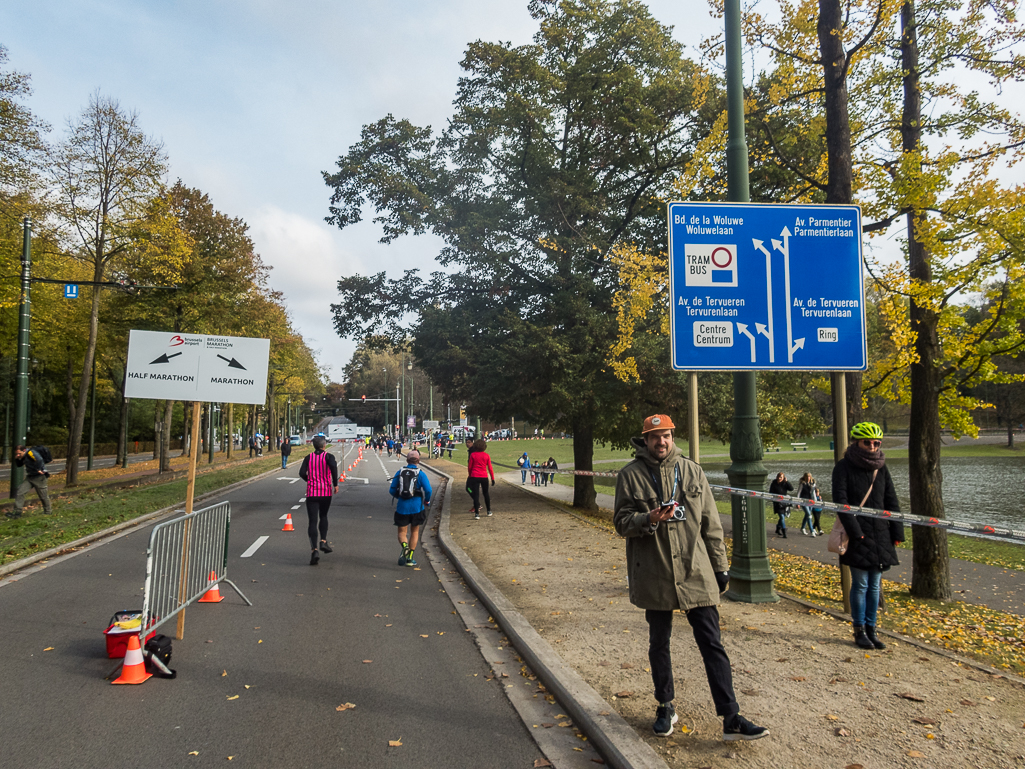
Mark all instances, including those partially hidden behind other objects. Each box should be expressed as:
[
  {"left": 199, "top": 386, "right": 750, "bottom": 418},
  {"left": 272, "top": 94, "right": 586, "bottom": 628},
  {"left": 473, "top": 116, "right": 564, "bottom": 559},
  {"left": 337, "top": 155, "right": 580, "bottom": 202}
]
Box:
[{"left": 684, "top": 244, "right": 738, "bottom": 287}]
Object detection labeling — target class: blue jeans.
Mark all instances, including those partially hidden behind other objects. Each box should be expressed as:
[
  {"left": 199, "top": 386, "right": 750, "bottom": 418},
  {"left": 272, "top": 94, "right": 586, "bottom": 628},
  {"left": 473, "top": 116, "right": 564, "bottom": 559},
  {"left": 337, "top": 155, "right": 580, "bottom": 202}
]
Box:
[
  {"left": 849, "top": 566, "right": 883, "bottom": 626},
  {"left": 520, "top": 469, "right": 528, "bottom": 483},
  {"left": 800, "top": 506, "right": 814, "bottom": 531},
  {"left": 282, "top": 456, "right": 288, "bottom": 469}
]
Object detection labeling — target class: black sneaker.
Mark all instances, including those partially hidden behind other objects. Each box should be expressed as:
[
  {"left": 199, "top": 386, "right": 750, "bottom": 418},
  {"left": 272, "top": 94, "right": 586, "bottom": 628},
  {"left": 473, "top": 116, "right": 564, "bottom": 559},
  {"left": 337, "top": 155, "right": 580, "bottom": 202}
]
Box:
[
  {"left": 486, "top": 510, "right": 493, "bottom": 517},
  {"left": 310, "top": 550, "right": 320, "bottom": 566},
  {"left": 723, "top": 714, "right": 769, "bottom": 741},
  {"left": 474, "top": 512, "right": 480, "bottom": 520},
  {"left": 398, "top": 553, "right": 408, "bottom": 566},
  {"left": 320, "top": 542, "right": 333, "bottom": 553},
  {"left": 653, "top": 702, "right": 678, "bottom": 737},
  {"left": 5, "top": 512, "right": 22, "bottom": 519}
]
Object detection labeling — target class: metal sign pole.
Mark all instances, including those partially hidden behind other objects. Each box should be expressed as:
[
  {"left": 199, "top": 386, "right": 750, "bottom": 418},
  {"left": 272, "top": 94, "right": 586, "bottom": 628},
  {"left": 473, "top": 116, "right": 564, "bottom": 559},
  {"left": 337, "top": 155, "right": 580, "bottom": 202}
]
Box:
[{"left": 176, "top": 401, "right": 202, "bottom": 640}]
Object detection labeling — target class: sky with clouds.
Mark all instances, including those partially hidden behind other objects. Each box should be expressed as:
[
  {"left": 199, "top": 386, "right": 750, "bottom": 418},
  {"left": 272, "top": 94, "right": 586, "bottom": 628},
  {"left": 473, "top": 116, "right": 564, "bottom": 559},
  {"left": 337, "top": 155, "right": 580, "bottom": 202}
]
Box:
[{"left": 2, "top": 0, "right": 725, "bottom": 381}]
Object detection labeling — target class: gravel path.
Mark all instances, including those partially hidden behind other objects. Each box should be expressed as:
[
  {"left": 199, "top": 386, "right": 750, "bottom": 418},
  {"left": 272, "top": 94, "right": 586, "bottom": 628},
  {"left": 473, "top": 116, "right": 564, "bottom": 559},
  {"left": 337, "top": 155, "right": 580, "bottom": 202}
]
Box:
[{"left": 432, "top": 458, "right": 1025, "bottom": 769}]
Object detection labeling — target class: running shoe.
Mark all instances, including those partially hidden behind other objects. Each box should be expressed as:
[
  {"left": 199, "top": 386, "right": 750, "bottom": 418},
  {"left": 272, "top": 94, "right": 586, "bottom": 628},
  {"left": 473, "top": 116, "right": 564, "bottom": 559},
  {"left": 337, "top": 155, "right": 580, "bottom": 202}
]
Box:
[
  {"left": 405, "top": 557, "right": 418, "bottom": 567},
  {"left": 320, "top": 541, "right": 333, "bottom": 553},
  {"left": 723, "top": 714, "right": 769, "bottom": 741},
  {"left": 310, "top": 550, "right": 320, "bottom": 566},
  {"left": 487, "top": 510, "right": 493, "bottom": 517},
  {"left": 398, "top": 553, "right": 408, "bottom": 565},
  {"left": 653, "top": 703, "right": 678, "bottom": 737},
  {"left": 474, "top": 512, "right": 480, "bottom": 520}
]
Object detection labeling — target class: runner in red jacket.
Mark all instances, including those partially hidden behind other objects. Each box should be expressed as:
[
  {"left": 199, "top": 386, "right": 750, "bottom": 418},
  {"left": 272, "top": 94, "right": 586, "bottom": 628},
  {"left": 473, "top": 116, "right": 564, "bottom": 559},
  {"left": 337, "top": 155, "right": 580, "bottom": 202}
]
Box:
[{"left": 466, "top": 439, "right": 496, "bottom": 520}]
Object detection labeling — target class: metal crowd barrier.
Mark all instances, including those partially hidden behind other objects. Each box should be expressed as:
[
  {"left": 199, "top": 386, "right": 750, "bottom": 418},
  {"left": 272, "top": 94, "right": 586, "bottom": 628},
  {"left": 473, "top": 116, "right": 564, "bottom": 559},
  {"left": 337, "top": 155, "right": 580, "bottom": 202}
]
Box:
[{"left": 140, "top": 501, "right": 251, "bottom": 641}]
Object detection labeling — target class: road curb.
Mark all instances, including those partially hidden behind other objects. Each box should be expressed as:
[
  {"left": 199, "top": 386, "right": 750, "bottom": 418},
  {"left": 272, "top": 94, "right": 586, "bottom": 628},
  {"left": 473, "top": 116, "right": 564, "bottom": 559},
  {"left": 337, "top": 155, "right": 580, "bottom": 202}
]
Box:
[
  {"left": 0, "top": 461, "right": 290, "bottom": 580},
  {"left": 422, "top": 463, "right": 668, "bottom": 769}
]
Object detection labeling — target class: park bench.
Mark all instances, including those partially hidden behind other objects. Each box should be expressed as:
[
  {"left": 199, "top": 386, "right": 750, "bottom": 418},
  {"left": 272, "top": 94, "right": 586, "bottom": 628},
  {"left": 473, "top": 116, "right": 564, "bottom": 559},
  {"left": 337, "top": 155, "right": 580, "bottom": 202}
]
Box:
[{"left": 790, "top": 442, "right": 808, "bottom": 451}]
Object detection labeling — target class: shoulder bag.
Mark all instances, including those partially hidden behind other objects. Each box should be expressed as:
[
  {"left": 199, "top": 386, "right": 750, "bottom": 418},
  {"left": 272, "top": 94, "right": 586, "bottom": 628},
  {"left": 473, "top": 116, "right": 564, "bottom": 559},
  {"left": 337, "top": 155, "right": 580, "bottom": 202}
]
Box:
[{"left": 827, "top": 469, "right": 878, "bottom": 555}]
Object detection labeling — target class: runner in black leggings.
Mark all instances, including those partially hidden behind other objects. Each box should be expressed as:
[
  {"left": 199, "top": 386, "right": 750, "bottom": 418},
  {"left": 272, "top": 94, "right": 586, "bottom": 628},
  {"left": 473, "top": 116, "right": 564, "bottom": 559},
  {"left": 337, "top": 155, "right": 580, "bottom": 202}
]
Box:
[{"left": 298, "top": 435, "right": 339, "bottom": 565}]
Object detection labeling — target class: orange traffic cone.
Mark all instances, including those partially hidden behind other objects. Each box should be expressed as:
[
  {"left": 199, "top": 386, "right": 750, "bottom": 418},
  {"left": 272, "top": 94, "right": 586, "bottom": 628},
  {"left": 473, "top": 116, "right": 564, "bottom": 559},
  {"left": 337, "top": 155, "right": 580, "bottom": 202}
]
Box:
[
  {"left": 112, "top": 634, "right": 152, "bottom": 685},
  {"left": 282, "top": 513, "right": 295, "bottom": 532},
  {"left": 198, "top": 571, "right": 225, "bottom": 603}
]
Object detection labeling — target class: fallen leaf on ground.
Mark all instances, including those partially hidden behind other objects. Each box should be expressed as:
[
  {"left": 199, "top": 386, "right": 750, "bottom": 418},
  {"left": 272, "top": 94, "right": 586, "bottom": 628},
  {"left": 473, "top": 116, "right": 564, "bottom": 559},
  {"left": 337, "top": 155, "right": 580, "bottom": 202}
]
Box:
[
  {"left": 188, "top": 751, "right": 199, "bottom": 756},
  {"left": 43, "top": 647, "right": 54, "bottom": 652},
  {"left": 913, "top": 717, "right": 937, "bottom": 725},
  {"left": 835, "top": 728, "right": 850, "bottom": 737},
  {"left": 790, "top": 676, "right": 807, "bottom": 682},
  {"left": 620, "top": 662, "right": 633, "bottom": 669},
  {"left": 825, "top": 714, "right": 839, "bottom": 721},
  {"left": 336, "top": 703, "right": 356, "bottom": 711},
  {"left": 907, "top": 750, "right": 926, "bottom": 757},
  {"left": 898, "top": 693, "right": 926, "bottom": 702},
  {"left": 615, "top": 691, "right": 634, "bottom": 698},
  {"left": 362, "top": 660, "right": 372, "bottom": 664},
  {"left": 534, "top": 760, "right": 553, "bottom": 768},
  {"left": 420, "top": 634, "right": 429, "bottom": 638},
  {"left": 961, "top": 699, "right": 976, "bottom": 706},
  {"left": 845, "top": 764, "right": 865, "bottom": 769},
  {"left": 222, "top": 670, "right": 227, "bottom": 677},
  {"left": 742, "top": 689, "right": 760, "bottom": 696},
  {"left": 226, "top": 695, "right": 239, "bottom": 700},
  {"left": 388, "top": 739, "right": 402, "bottom": 747}
]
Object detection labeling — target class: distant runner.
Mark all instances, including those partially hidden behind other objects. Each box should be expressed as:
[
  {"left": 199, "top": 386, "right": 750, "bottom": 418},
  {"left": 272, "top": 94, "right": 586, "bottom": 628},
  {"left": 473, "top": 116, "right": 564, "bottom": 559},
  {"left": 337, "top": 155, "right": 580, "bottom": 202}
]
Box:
[
  {"left": 298, "top": 435, "right": 339, "bottom": 565},
  {"left": 389, "top": 449, "right": 432, "bottom": 567}
]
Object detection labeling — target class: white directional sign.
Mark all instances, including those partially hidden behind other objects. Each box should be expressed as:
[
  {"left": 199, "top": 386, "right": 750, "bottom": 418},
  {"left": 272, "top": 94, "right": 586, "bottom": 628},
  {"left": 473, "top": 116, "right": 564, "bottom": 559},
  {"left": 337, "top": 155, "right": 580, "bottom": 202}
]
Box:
[
  {"left": 667, "top": 202, "right": 867, "bottom": 371},
  {"left": 125, "top": 330, "right": 270, "bottom": 403}
]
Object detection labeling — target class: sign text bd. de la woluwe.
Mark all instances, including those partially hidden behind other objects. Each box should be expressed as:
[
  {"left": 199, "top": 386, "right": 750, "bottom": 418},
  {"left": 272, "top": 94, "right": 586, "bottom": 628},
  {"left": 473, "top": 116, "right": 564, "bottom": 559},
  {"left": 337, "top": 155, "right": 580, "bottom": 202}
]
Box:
[
  {"left": 666, "top": 201, "right": 867, "bottom": 372},
  {"left": 124, "top": 330, "right": 271, "bottom": 404}
]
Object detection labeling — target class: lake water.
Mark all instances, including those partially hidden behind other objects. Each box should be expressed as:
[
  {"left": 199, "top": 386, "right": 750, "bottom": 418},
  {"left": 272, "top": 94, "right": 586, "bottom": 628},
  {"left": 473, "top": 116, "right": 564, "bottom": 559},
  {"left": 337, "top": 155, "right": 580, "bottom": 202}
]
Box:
[{"left": 703, "top": 455, "right": 1025, "bottom": 528}]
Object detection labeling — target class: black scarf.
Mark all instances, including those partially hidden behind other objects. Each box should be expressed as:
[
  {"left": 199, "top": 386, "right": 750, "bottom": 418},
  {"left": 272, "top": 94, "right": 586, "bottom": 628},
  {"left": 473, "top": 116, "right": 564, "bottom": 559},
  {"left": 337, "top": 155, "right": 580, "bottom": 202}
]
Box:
[{"left": 845, "top": 442, "right": 886, "bottom": 470}]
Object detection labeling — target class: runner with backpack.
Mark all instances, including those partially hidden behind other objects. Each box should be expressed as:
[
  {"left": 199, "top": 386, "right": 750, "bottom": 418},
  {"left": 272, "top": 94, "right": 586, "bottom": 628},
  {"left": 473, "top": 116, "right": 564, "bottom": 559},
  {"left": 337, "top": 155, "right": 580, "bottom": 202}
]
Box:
[
  {"left": 389, "top": 449, "right": 432, "bottom": 567},
  {"left": 8, "top": 444, "right": 52, "bottom": 519}
]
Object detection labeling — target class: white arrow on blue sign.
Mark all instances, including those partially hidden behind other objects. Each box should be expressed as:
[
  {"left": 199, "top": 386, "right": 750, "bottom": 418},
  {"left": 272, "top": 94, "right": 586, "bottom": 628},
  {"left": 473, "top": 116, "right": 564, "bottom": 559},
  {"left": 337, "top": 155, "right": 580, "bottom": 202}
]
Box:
[
  {"left": 63, "top": 284, "right": 79, "bottom": 299},
  {"left": 667, "top": 201, "right": 867, "bottom": 371}
]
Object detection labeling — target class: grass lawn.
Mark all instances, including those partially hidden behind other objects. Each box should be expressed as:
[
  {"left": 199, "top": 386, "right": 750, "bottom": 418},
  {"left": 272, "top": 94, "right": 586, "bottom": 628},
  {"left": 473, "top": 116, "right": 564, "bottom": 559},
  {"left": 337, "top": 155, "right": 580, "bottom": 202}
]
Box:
[{"left": 0, "top": 448, "right": 311, "bottom": 567}]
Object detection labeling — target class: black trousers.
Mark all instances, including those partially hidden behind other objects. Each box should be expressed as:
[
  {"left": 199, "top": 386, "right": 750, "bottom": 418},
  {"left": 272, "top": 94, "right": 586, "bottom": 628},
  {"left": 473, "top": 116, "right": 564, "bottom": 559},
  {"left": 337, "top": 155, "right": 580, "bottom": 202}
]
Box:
[
  {"left": 645, "top": 605, "right": 738, "bottom": 717},
  {"left": 467, "top": 477, "right": 491, "bottom": 513},
  {"left": 305, "top": 496, "right": 332, "bottom": 550}
]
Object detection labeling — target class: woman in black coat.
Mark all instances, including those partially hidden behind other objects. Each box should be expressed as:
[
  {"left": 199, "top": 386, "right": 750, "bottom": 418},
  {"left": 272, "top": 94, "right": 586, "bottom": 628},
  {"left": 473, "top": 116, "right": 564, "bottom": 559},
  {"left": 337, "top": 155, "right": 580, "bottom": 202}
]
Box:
[
  {"left": 831, "top": 422, "right": 904, "bottom": 650},
  {"left": 768, "top": 472, "right": 794, "bottom": 538}
]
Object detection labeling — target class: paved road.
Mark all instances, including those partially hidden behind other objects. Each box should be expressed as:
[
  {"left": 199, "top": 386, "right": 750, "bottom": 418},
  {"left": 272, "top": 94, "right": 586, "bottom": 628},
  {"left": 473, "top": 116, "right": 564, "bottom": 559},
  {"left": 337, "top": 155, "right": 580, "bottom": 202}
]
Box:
[{"left": 0, "top": 447, "right": 544, "bottom": 768}]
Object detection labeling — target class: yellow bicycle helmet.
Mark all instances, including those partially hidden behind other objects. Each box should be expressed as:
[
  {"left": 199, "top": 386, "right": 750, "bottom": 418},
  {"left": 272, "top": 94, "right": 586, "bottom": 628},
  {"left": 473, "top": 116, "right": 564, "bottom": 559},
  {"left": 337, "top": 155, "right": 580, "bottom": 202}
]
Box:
[{"left": 850, "top": 422, "right": 883, "bottom": 440}]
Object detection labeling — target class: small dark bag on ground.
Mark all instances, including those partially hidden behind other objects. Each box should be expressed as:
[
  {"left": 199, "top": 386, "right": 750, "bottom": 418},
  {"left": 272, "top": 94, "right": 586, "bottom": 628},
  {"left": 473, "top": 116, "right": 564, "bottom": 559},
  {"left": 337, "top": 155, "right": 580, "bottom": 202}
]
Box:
[{"left": 144, "top": 634, "right": 177, "bottom": 678}]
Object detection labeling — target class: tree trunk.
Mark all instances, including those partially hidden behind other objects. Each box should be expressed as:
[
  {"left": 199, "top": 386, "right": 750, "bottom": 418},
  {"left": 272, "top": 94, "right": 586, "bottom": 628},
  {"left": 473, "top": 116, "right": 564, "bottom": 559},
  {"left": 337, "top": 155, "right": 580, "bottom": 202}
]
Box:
[
  {"left": 227, "top": 403, "right": 234, "bottom": 459},
  {"left": 153, "top": 402, "right": 161, "bottom": 460},
  {"left": 160, "top": 400, "right": 173, "bottom": 472},
  {"left": 901, "top": 0, "right": 951, "bottom": 601},
  {"left": 182, "top": 402, "right": 192, "bottom": 456},
  {"left": 65, "top": 275, "right": 104, "bottom": 486},
  {"left": 818, "top": 0, "right": 861, "bottom": 436},
  {"left": 1007, "top": 422, "right": 1014, "bottom": 449},
  {"left": 571, "top": 420, "right": 597, "bottom": 512},
  {"left": 65, "top": 353, "right": 76, "bottom": 462}
]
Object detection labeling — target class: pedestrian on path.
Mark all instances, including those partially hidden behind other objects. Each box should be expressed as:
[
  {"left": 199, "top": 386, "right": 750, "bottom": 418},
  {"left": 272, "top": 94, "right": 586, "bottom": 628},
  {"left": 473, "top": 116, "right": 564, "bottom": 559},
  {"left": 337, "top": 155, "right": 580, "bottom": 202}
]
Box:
[
  {"left": 797, "top": 472, "right": 818, "bottom": 536},
  {"left": 8, "top": 445, "right": 52, "bottom": 519},
  {"left": 769, "top": 472, "right": 793, "bottom": 538},
  {"left": 248, "top": 435, "right": 255, "bottom": 458},
  {"left": 280, "top": 437, "right": 292, "bottom": 469},
  {"left": 467, "top": 439, "right": 496, "bottom": 520},
  {"left": 832, "top": 422, "right": 903, "bottom": 651},
  {"left": 545, "top": 457, "right": 557, "bottom": 486},
  {"left": 298, "top": 435, "right": 338, "bottom": 565},
  {"left": 613, "top": 414, "right": 769, "bottom": 742},
  {"left": 517, "top": 451, "right": 529, "bottom": 484},
  {"left": 389, "top": 449, "right": 432, "bottom": 566}
]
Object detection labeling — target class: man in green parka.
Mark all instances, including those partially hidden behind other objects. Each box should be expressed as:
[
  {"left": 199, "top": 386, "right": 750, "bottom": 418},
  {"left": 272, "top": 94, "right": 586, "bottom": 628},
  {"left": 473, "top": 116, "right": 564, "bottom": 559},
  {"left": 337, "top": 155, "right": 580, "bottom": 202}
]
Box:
[{"left": 614, "top": 414, "right": 768, "bottom": 741}]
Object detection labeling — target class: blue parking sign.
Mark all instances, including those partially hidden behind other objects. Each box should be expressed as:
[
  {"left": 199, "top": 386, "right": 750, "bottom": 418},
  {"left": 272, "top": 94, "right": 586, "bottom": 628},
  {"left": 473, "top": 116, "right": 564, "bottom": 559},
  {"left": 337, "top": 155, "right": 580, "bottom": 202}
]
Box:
[
  {"left": 667, "top": 202, "right": 867, "bottom": 371},
  {"left": 63, "top": 284, "right": 79, "bottom": 299}
]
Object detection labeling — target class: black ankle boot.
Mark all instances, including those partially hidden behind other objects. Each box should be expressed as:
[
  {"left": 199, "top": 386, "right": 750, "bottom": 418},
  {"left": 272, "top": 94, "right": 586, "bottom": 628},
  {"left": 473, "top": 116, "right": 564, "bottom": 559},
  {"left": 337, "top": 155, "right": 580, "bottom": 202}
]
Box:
[
  {"left": 853, "top": 625, "right": 873, "bottom": 649},
  {"left": 864, "top": 625, "right": 886, "bottom": 650}
]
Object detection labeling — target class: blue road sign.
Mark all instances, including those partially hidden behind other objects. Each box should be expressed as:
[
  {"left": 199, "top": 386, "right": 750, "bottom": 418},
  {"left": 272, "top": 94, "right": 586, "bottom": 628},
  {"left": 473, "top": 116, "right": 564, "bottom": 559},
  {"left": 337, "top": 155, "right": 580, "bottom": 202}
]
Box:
[
  {"left": 667, "top": 202, "right": 866, "bottom": 371},
  {"left": 63, "top": 284, "right": 79, "bottom": 299}
]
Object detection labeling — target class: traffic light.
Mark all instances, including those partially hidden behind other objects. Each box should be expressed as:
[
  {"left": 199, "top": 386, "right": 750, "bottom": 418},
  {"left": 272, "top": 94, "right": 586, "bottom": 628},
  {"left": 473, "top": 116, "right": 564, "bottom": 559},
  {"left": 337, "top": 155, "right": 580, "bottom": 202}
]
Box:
[{"left": 361, "top": 394, "right": 366, "bottom": 404}]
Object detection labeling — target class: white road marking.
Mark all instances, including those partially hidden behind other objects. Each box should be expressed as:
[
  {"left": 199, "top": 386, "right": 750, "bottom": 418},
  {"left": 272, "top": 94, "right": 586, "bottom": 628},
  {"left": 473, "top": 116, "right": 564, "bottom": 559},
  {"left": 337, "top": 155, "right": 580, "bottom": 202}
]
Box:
[
  {"left": 299, "top": 497, "right": 306, "bottom": 502},
  {"left": 289, "top": 478, "right": 300, "bottom": 484},
  {"left": 344, "top": 477, "right": 370, "bottom": 484},
  {"left": 291, "top": 505, "right": 301, "bottom": 509},
  {"left": 279, "top": 514, "right": 289, "bottom": 520},
  {"left": 241, "top": 536, "right": 269, "bottom": 558}
]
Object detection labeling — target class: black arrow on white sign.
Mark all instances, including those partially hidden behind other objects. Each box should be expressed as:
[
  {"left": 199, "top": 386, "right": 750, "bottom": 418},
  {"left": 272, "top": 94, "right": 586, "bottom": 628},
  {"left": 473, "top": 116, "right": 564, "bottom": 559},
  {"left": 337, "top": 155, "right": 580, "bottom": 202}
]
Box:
[
  {"left": 217, "top": 354, "right": 247, "bottom": 370},
  {"left": 150, "top": 352, "right": 183, "bottom": 364}
]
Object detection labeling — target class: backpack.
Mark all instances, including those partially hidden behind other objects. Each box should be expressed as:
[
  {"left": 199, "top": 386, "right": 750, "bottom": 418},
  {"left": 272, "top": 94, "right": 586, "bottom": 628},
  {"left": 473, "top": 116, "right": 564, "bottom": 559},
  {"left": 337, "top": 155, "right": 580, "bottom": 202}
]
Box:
[
  {"left": 397, "top": 467, "right": 421, "bottom": 500},
  {"left": 31, "top": 446, "right": 52, "bottom": 468}
]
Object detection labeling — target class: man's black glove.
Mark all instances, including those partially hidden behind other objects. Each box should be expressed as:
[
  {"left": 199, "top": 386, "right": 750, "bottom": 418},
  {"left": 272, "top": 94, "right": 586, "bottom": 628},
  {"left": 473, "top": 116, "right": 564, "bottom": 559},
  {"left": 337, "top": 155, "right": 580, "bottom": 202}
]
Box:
[{"left": 715, "top": 572, "right": 729, "bottom": 593}]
